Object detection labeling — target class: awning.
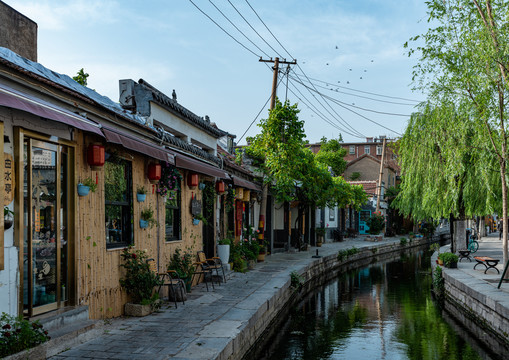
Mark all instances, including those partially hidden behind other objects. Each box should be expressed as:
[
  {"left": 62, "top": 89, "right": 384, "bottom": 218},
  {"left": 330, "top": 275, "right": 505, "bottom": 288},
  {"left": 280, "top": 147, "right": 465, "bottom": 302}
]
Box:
[
  {"left": 174, "top": 152, "right": 229, "bottom": 178},
  {"left": 0, "top": 83, "right": 104, "bottom": 137},
  {"left": 102, "top": 127, "right": 174, "bottom": 164},
  {"left": 232, "top": 176, "right": 262, "bottom": 192}
]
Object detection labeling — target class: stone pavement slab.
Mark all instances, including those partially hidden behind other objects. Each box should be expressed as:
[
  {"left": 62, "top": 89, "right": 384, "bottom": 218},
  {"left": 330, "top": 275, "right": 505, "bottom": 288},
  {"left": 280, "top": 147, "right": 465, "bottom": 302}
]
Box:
[{"left": 48, "top": 233, "right": 509, "bottom": 359}]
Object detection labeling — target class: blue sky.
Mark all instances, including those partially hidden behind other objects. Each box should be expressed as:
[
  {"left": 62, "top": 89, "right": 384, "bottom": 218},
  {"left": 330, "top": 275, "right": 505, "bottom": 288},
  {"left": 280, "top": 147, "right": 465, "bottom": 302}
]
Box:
[{"left": 5, "top": 0, "right": 430, "bottom": 144}]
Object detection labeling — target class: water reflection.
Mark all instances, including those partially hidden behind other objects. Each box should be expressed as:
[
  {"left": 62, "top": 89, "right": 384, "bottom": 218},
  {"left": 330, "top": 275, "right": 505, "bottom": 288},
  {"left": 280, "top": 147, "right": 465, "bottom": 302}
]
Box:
[{"left": 257, "top": 251, "right": 493, "bottom": 360}]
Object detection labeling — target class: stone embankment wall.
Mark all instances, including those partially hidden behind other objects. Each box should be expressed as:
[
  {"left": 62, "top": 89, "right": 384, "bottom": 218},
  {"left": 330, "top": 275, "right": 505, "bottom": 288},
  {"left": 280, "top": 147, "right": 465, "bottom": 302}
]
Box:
[
  {"left": 222, "top": 236, "right": 435, "bottom": 360},
  {"left": 441, "top": 267, "right": 509, "bottom": 355}
]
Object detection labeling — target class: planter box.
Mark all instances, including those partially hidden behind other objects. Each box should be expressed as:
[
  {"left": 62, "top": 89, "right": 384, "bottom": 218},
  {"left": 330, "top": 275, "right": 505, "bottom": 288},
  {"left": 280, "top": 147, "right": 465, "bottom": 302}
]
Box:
[
  {"left": 125, "top": 303, "right": 152, "bottom": 317},
  {"left": 217, "top": 244, "right": 230, "bottom": 265}
]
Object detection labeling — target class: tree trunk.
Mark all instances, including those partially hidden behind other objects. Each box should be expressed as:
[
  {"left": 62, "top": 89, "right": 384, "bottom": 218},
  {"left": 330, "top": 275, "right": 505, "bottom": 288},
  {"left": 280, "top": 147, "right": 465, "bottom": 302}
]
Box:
[{"left": 501, "top": 161, "right": 508, "bottom": 264}]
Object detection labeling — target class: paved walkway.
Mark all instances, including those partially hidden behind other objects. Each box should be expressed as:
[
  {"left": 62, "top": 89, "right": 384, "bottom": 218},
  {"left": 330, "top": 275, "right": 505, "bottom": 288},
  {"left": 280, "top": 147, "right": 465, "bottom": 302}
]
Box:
[{"left": 48, "top": 234, "right": 509, "bottom": 360}]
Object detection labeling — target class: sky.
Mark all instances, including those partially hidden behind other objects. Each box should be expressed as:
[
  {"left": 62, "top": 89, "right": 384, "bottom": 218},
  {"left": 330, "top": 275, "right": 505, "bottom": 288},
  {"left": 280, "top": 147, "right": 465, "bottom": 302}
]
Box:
[{"left": 4, "top": 0, "right": 431, "bottom": 145}]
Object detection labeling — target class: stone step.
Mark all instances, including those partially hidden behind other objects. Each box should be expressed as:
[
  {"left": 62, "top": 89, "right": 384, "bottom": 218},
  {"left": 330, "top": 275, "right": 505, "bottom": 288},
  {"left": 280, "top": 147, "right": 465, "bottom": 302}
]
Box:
[{"left": 32, "top": 306, "right": 90, "bottom": 332}]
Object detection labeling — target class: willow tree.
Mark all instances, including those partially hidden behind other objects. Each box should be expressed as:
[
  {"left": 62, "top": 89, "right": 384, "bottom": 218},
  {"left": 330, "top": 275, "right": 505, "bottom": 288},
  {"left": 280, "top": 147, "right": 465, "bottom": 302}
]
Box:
[
  {"left": 404, "top": 0, "right": 509, "bottom": 262},
  {"left": 394, "top": 105, "right": 500, "bottom": 251}
]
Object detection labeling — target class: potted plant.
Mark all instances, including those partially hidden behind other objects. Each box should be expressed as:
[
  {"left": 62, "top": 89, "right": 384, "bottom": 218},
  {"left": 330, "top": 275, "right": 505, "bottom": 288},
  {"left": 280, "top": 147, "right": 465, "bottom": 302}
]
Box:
[
  {"left": 315, "top": 227, "right": 326, "bottom": 247},
  {"left": 217, "top": 233, "right": 233, "bottom": 266},
  {"left": 4, "top": 206, "right": 13, "bottom": 230},
  {"left": 167, "top": 247, "right": 195, "bottom": 292},
  {"left": 119, "top": 246, "right": 162, "bottom": 316},
  {"left": 441, "top": 252, "right": 459, "bottom": 268},
  {"left": 136, "top": 185, "right": 147, "bottom": 202},
  {"left": 77, "top": 177, "right": 97, "bottom": 196},
  {"left": 193, "top": 213, "right": 207, "bottom": 226},
  {"left": 140, "top": 207, "right": 157, "bottom": 229}
]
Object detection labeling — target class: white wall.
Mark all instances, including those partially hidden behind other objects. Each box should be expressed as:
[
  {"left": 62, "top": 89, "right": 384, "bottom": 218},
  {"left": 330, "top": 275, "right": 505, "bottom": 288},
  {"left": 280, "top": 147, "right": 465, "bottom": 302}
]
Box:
[{"left": 0, "top": 116, "right": 18, "bottom": 316}]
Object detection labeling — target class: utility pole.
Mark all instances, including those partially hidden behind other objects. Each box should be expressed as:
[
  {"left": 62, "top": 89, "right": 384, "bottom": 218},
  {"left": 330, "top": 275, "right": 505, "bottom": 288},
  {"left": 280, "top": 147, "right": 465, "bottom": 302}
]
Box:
[
  {"left": 257, "top": 57, "right": 297, "bottom": 251},
  {"left": 376, "top": 137, "right": 387, "bottom": 213}
]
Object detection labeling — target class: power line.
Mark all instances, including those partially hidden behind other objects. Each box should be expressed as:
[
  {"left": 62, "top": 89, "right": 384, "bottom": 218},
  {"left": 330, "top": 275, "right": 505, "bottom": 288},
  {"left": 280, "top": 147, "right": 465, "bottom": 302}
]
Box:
[
  {"left": 187, "top": 0, "right": 260, "bottom": 57},
  {"left": 291, "top": 77, "right": 414, "bottom": 117},
  {"left": 237, "top": 73, "right": 286, "bottom": 143},
  {"left": 297, "top": 75, "right": 422, "bottom": 103},
  {"left": 208, "top": 0, "right": 271, "bottom": 58},
  {"left": 226, "top": 0, "right": 283, "bottom": 58},
  {"left": 244, "top": 0, "right": 294, "bottom": 60},
  {"left": 287, "top": 81, "right": 366, "bottom": 139},
  {"left": 288, "top": 74, "right": 419, "bottom": 106}
]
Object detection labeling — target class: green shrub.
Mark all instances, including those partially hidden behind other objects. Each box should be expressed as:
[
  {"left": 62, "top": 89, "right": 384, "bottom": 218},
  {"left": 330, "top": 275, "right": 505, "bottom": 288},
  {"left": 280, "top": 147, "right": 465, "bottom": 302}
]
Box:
[
  {"left": 440, "top": 252, "right": 458, "bottom": 268},
  {"left": 290, "top": 271, "right": 304, "bottom": 291},
  {"left": 400, "top": 237, "right": 408, "bottom": 246},
  {"left": 120, "top": 246, "right": 162, "bottom": 304},
  {"left": 0, "top": 313, "right": 50, "bottom": 357},
  {"left": 366, "top": 212, "right": 385, "bottom": 234},
  {"left": 433, "top": 266, "right": 444, "bottom": 302}
]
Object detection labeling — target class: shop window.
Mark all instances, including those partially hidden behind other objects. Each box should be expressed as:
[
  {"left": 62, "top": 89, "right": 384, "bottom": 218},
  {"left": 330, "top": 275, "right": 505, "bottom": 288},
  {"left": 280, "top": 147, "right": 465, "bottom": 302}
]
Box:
[
  {"left": 165, "top": 188, "right": 181, "bottom": 241},
  {"left": 105, "top": 156, "right": 133, "bottom": 248}
]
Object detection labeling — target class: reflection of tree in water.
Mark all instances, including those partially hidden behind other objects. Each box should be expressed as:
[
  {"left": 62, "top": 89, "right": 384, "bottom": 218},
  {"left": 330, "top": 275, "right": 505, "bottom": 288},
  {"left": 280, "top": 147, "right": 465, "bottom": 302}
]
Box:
[{"left": 265, "top": 252, "right": 482, "bottom": 360}]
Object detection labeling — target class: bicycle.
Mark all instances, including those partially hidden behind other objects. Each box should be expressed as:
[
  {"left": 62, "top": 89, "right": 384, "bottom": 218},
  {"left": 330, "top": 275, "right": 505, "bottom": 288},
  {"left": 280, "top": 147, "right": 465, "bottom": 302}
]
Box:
[{"left": 467, "top": 228, "right": 479, "bottom": 253}]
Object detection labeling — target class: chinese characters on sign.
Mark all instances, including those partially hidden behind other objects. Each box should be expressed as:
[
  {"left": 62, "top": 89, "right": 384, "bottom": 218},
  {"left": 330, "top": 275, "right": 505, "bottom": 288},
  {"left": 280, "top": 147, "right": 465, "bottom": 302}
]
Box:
[{"left": 4, "top": 153, "right": 14, "bottom": 206}]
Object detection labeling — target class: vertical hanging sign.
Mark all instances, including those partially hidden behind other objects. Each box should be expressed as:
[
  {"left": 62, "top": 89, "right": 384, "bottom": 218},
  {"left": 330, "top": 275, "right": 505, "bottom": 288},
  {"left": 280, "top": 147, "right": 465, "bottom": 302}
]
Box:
[{"left": 4, "top": 153, "right": 14, "bottom": 206}]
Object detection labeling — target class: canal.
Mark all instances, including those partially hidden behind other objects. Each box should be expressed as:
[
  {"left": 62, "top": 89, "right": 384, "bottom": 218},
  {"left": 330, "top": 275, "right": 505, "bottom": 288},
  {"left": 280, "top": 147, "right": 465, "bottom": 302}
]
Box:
[{"left": 248, "top": 248, "right": 499, "bottom": 360}]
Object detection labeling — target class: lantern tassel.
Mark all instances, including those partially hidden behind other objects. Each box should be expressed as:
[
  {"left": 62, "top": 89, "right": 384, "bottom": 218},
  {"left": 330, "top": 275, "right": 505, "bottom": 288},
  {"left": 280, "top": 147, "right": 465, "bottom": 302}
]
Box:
[{"left": 152, "top": 184, "right": 155, "bottom": 194}]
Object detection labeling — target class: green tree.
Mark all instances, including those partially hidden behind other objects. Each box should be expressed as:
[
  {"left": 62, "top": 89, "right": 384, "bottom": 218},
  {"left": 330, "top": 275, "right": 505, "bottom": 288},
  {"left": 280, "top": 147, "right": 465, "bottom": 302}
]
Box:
[
  {"left": 315, "top": 136, "right": 348, "bottom": 176},
  {"left": 403, "top": 0, "right": 509, "bottom": 261},
  {"left": 246, "top": 99, "right": 366, "bottom": 212},
  {"left": 72, "top": 68, "right": 89, "bottom": 86}
]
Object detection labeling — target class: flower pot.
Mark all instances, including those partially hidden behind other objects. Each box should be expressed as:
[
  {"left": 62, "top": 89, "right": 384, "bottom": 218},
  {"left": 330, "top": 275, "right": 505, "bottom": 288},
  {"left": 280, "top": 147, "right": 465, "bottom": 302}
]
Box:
[
  {"left": 248, "top": 259, "right": 256, "bottom": 270},
  {"left": 140, "top": 219, "right": 148, "bottom": 229},
  {"left": 446, "top": 261, "right": 457, "bottom": 269},
  {"left": 192, "top": 219, "right": 200, "bottom": 226},
  {"left": 4, "top": 213, "right": 13, "bottom": 230},
  {"left": 438, "top": 258, "right": 444, "bottom": 266},
  {"left": 77, "top": 184, "right": 90, "bottom": 196},
  {"left": 257, "top": 253, "right": 265, "bottom": 262},
  {"left": 137, "top": 193, "right": 146, "bottom": 202},
  {"left": 217, "top": 244, "right": 230, "bottom": 265},
  {"left": 124, "top": 302, "right": 152, "bottom": 317}
]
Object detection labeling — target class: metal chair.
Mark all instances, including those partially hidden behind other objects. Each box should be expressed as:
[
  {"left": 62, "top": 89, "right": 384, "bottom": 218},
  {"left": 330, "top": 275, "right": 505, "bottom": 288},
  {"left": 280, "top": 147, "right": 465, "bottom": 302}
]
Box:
[
  {"left": 197, "top": 251, "right": 226, "bottom": 284},
  {"left": 191, "top": 259, "right": 216, "bottom": 291},
  {"left": 147, "top": 259, "right": 185, "bottom": 308}
]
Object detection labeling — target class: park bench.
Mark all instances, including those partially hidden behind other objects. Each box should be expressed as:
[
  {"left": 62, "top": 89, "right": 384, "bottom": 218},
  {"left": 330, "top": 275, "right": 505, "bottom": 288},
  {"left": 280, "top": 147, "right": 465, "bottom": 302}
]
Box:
[
  {"left": 473, "top": 256, "right": 500, "bottom": 274},
  {"left": 458, "top": 250, "right": 471, "bottom": 262}
]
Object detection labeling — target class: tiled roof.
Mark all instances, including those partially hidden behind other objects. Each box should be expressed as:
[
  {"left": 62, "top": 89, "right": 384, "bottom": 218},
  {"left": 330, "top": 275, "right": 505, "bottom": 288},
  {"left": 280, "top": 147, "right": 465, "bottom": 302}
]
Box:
[
  {"left": 348, "top": 180, "right": 378, "bottom": 196},
  {"left": 138, "top": 79, "right": 227, "bottom": 138}
]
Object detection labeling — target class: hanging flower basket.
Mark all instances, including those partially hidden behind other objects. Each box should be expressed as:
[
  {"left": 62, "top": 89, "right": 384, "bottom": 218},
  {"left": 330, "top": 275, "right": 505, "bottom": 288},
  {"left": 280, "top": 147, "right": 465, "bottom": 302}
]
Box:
[
  {"left": 140, "top": 219, "right": 149, "bottom": 229},
  {"left": 77, "top": 184, "right": 90, "bottom": 196},
  {"left": 192, "top": 219, "right": 200, "bottom": 226},
  {"left": 157, "top": 162, "right": 182, "bottom": 197},
  {"left": 137, "top": 193, "right": 146, "bottom": 202}
]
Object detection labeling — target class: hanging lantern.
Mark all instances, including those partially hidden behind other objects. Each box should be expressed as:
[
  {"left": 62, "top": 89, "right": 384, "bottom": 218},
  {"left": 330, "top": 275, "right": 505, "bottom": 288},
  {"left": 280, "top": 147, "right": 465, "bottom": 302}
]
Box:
[
  {"left": 215, "top": 180, "right": 226, "bottom": 194},
  {"left": 87, "top": 143, "right": 105, "bottom": 170},
  {"left": 235, "top": 188, "right": 244, "bottom": 200},
  {"left": 242, "top": 189, "right": 251, "bottom": 202},
  {"left": 147, "top": 163, "right": 161, "bottom": 184},
  {"left": 187, "top": 173, "right": 199, "bottom": 189}
]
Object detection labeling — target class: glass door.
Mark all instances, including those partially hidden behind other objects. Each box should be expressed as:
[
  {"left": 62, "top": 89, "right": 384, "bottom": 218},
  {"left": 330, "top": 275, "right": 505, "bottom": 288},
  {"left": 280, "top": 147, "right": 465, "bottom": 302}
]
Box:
[{"left": 23, "top": 138, "right": 69, "bottom": 316}]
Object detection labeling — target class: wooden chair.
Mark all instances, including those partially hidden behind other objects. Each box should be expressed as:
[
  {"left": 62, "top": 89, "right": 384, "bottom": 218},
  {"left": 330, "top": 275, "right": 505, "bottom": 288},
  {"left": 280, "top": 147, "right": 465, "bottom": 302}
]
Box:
[
  {"left": 197, "top": 251, "right": 226, "bottom": 284},
  {"left": 147, "top": 259, "right": 185, "bottom": 308}
]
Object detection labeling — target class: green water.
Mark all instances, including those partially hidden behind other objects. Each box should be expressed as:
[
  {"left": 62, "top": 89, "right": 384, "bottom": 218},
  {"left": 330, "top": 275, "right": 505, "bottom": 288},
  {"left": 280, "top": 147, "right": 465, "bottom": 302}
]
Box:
[{"left": 256, "top": 251, "right": 495, "bottom": 360}]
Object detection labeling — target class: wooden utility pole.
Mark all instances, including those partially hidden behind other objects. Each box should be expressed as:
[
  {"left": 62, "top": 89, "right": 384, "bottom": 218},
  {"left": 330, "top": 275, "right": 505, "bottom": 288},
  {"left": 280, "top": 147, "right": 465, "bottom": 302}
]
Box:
[
  {"left": 257, "top": 57, "right": 297, "bottom": 251},
  {"left": 376, "top": 138, "right": 387, "bottom": 212}
]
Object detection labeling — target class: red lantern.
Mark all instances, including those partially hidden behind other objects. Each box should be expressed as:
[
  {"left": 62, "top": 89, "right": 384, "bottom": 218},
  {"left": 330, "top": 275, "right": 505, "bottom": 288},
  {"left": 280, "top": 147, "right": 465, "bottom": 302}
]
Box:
[
  {"left": 87, "top": 144, "right": 105, "bottom": 170},
  {"left": 148, "top": 163, "right": 161, "bottom": 184},
  {"left": 187, "top": 173, "right": 199, "bottom": 189},
  {"left": 215, "top": 180, "right": 226, "bottom": 194}
]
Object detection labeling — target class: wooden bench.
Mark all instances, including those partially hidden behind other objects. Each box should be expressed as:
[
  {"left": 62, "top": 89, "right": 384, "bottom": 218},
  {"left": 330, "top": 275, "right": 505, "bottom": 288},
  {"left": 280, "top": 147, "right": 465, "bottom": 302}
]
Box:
[{"left": 473, "top": 256, "right": 500, "bottom": 274}]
